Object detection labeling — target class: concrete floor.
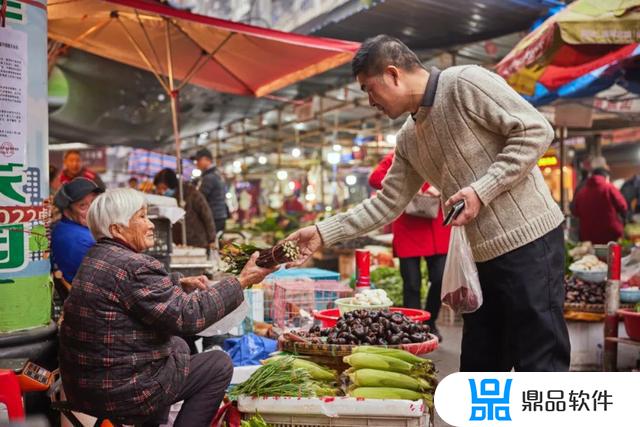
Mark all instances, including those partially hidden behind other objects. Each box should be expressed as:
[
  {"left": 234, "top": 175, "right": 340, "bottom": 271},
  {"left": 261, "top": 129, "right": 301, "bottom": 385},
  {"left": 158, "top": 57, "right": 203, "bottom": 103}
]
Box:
[{"left": 427, "top": 323, "right": 463, "bottom": 427}]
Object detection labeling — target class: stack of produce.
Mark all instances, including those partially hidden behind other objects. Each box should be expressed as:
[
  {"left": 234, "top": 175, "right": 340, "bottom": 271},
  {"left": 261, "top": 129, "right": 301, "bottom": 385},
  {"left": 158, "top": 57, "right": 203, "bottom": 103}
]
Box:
[
  {"left": 569, "top": 254, "right": 607, "bottom": 273},
  {"left": 298, "top": 309, "right": 432, "bottom": 345},
  {"left": 229, "top": 355, "right": 339, "bottom": 399},
  {"left": 221, "top": 241, "right": 301, "bottom": 275},
  {"left": 352, "top": 289, "right": 393, "bottom": 307},
  {"left": 342, "top": 347, "right": 437, "bottom": 408},
  {"left": 565, "top": 276, "right": 605, "bottom": 305}
]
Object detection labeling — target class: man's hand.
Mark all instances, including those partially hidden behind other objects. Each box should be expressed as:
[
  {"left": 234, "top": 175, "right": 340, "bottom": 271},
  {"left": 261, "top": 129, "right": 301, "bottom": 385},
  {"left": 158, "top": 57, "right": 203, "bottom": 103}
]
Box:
[
  {"left": 445, "top": 186, "right": 482, "bottom": 226},
  {"left": 179, "top": 275, "right": 208, "bottom": 292},
  {"left": 237, "top": 252, "right": 275, "bottom": 289},
  {"left": 284, "top": 225, "right": 323, "bottom": 267}
]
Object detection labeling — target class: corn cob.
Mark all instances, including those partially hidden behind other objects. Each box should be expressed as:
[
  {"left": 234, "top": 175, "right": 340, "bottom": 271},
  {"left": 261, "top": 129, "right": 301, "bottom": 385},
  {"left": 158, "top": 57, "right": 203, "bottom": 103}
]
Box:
[
  {"left": 342, "top": 353, "right": 425, "bottom": 375},
  {"left": 264, "top": 356, "right": 336, "bottom": 381},
  {"left": 352, "top": 346, "right": 430, "bottom": 366},
  {"left": 348, "top": 369, "right": 432, "bottom": 392},
  {"left": 349, "top": 387, "right": 424, "bottom": 400}
]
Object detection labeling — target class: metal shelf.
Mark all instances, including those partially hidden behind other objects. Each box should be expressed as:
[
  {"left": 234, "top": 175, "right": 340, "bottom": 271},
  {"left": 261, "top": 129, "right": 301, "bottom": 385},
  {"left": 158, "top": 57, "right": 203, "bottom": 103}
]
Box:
[{"left": 605, "top": 337, "right": 640, "bottom": 348}]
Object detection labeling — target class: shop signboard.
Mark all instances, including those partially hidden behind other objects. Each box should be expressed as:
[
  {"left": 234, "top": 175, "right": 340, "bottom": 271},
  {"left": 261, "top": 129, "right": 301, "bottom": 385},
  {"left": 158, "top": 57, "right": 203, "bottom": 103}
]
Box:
[{"left": 0, "top": 0, "right": 51, "bottom": 333}]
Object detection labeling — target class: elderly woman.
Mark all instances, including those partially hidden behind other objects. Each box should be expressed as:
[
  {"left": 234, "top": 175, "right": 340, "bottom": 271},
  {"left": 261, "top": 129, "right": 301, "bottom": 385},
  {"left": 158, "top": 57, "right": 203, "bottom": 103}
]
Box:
[{"left": 59, "top": 189, "right": 273, "bottom": 426}]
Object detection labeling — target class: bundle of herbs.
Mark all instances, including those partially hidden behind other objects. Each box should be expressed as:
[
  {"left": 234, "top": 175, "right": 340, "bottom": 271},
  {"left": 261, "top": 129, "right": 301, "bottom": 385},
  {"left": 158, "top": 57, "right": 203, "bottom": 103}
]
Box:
[
  {"left": 220, "top": 241, "right": 301, "bottom": 275},
  {"left": 229, "top": 355, "right": 339, "bottom": 399}
]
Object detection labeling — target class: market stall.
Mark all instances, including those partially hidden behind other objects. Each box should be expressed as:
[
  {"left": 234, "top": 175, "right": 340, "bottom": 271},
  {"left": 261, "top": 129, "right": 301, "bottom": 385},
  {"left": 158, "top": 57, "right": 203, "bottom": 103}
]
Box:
[{"left": 564, "top": 241, "right": 640, "bottom": 370}]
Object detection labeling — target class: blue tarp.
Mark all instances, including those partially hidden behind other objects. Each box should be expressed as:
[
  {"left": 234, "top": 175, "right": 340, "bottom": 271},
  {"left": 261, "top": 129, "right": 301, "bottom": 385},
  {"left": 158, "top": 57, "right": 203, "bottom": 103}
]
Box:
[{"left": 223, "top": 333, "right": 277, "bottom": 366}]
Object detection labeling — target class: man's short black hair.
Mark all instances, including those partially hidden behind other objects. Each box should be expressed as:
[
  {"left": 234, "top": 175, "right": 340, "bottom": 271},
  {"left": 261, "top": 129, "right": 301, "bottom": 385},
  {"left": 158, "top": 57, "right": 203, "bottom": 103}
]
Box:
[
  {"left": 592, "top": 168, "right": 610, "bottom": 177},
  {"left": 352, "top": 35, "right": 424, "bottom": 77},
  {"left": 195, "top": 148, "right": 213, "bottom": 161},
  {"left": 64, "top": 149, "right": 81, "bottom": 160},
  {"left": 153, "top": 168, "right": 178, "bottom": 190}
]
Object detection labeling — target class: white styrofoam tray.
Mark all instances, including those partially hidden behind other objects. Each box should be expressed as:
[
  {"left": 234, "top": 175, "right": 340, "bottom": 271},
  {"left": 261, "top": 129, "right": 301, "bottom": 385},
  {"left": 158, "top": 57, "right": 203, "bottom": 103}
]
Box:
[
  {"left": 231, "top": 365, "right": 261, "bottom": 385},
  {"left": 237, "top": 396, "right": 425, "bottom": 418}
]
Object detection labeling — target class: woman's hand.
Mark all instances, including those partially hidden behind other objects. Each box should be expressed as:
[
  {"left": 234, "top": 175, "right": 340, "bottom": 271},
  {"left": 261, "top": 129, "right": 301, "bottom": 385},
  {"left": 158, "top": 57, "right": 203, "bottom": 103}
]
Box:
[
  {"left": 179, "top": 275, "right": 208, "bottom": 292},
  {"left": 237, "top": 252, "right": 275, "bottom": 289}
]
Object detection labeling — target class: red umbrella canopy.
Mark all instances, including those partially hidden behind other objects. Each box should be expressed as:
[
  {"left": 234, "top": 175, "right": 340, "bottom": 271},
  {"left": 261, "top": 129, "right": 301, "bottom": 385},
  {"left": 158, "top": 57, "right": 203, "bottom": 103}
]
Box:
[{"left": 48, "top": 0, "right": 360, "bottom": 97}]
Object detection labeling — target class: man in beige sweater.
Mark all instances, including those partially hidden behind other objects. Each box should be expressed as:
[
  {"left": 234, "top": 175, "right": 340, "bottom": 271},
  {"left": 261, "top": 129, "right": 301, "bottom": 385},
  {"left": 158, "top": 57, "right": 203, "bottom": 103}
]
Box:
[{"left": 288, "top": 35, "right": 570, "bottom": 372}]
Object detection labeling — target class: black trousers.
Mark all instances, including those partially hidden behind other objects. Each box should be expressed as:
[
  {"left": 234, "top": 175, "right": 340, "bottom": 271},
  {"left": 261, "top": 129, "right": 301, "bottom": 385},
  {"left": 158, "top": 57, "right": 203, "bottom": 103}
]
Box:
[
  {"left": 460, "top": 226, "right": 571, "bottom": 372},
  {"left": 173, "top": 350, "right": 233, "bottom": 427},
  {"left": 214, "top": 218, "right": 226, "bottom": 234},
  {"left": 399, "top": 255, "right": 446, "bottom": 325},
  {"left": 140, "top": 349, "right": 233, "bottom": 427}
]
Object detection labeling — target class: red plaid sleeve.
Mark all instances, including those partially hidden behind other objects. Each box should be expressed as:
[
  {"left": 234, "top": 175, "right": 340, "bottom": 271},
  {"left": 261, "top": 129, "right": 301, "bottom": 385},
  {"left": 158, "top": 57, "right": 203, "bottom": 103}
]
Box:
[{"left": 121, "top": 261, "right": 244, "bottom": 335}]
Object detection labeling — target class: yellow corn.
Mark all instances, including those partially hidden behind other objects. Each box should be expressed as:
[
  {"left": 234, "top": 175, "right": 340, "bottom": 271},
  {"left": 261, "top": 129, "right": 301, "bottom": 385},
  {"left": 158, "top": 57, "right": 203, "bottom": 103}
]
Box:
[
  {"left": 344, "top": 353, "right": 415, "bottom": 374},
  {"left": 352, "top": 346, "right": 426, "bottom": 365},
  {"left": 349, "top": 387, "right": 424, "bottom": 400},
  {"left": 349, "top": 369, "right": 432, "bottom": 392},
  {"left": 264, "top": 356, "right": 336, "bottom": 381}
]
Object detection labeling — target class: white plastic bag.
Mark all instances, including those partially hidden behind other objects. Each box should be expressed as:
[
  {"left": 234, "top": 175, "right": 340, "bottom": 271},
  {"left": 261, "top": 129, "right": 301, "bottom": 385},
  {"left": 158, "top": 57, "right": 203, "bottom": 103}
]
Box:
[
  {"left": 197, "top": 280, "right": 249, "bottom": 337},
  {"left": 441, "top": 226, "right": 483, "bottom": 314}
]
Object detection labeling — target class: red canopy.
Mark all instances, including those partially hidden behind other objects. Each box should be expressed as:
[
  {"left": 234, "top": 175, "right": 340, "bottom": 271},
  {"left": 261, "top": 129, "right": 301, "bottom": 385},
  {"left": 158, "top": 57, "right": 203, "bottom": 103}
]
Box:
[{"left": 48, "top": 0, "right": 360, "bottom": 97}]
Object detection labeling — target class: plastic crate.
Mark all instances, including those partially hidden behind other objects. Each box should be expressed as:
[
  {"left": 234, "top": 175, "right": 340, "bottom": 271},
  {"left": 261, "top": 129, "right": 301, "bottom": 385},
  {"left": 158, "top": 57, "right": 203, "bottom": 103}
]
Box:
[
  {"left": 241, "top": 413, "right": 428, "bottom": 426},
  {"left": 312, "top": 280, "right": 353, "bottom": 312},
  {"left": 267, "top": 268, "right": 340, "bottom": 282},
  {"left": 271, "top": 279, "right": 317, "bottom": 328}
]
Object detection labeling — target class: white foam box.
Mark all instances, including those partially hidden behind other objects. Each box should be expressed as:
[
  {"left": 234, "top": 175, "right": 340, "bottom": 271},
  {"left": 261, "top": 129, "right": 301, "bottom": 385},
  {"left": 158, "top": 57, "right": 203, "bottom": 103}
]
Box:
[
  {"left": 231, "top": 365, "right": 261, "bottom": 385},
  {"left": 237, "top": 396, "right": 426, "bottom": 418}
]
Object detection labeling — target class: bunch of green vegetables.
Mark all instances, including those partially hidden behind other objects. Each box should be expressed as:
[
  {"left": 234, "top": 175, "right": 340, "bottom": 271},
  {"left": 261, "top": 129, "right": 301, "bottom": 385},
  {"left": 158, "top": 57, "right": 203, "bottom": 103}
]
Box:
[
  {"left": 240, "top": 413, "right": 270, "bottom": 427},
  {"left": 229, "top": 355, "right": 339, "bottom": 399},
  {"left": 342, "top": 346, "right": 437, "bottom": 409},
  {"left": 370, "top": 265, "right": 429, "bottom": 307},
  {"left": 635, "top": 301, "right": 640, "bottom": 313}
]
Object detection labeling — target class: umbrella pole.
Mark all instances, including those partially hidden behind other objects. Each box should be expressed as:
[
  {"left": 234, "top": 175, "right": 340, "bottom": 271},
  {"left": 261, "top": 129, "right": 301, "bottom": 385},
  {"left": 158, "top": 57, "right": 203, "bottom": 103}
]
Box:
[
  {"left": 559, "top": 126, "right": 567, "bottom": 215},
  {"left": 165, "top": 19, "right": 187, "bottom": 246}
]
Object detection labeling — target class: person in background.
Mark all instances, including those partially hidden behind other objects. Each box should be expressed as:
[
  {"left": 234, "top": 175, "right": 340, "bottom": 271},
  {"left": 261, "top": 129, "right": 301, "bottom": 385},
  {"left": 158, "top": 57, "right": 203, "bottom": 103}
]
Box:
[
  {"left": 60, "top": 188, "right": 273, "bottom": 427},
  {"left": 621, "top": 173, "right": 640, "bottom": 222},
  {"left": 60, "top": 149, "right": 105, "bottom": 189},
  {"left": 194, "top": 148, "right": 228, "bottom": 233},
  {"left": 283, "top": 192, "right": 305, "bottom": 215},
  {"left": 153, "top": 168, "right": 217, "bottom": 249},
  {"left": 369, "top": 151, "right": 450, "bottom": 341},
  {"left": 128, "top": 176, "right": 139, "bottom": 189},
  {"left": 51, "top": 178, "right": 105, "bottom": 284},
  {"left": 571, "top": 166, "right": 627, "bottom": 244}
]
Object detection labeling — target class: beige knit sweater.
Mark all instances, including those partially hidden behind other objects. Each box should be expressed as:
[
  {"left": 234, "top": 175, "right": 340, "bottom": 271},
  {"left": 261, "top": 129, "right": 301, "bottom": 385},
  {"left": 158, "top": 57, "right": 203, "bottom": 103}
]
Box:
[{"left": 317, "top": 65, "right": 564, "bottom": 262}]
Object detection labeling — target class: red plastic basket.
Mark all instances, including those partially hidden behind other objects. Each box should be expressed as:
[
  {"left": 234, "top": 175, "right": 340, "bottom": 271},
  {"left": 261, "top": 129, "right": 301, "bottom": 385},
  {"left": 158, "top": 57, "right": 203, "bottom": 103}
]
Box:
[
  {"left": 618, "top": 308, "right": 640, "bottom": 341},
  {"left": 313, "top": 307, "right": 431, "bottom": 328}
]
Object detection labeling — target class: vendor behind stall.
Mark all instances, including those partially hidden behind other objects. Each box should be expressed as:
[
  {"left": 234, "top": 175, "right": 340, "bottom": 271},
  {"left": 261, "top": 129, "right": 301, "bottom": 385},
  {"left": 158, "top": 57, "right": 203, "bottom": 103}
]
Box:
[
  {"left": 153, "top": 167, "right": 217, "bottom": 249},
  {"left": 571, "top": 166, "right": 628, "bottom": 244},
  {"left": 59, "top": 188, "right": 273, "bottom": 427},
  {"left": 51, "top": 177, "right": 104, "bottom": 284}
]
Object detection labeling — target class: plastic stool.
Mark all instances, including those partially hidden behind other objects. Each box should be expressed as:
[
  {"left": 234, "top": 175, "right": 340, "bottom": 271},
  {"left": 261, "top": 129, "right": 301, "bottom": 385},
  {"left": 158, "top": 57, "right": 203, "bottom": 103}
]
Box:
[
  {"left": 0, "top": 369, "right": 25, "bottom": 420},
  {"left": 51, "top": 401, "right": 123, "bottom": 427}
]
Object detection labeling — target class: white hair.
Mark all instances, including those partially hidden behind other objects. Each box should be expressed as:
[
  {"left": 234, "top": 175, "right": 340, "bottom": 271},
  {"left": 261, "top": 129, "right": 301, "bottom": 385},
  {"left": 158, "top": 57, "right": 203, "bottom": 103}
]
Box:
[{"left": 87, "top": 188, "right": 146, "bottom": 240}]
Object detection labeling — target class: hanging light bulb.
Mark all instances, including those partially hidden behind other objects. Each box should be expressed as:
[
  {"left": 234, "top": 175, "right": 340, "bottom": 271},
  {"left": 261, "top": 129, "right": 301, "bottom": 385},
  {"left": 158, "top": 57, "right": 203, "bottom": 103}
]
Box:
[
  {"left": 386, "top": 134, "right": 397, "bottom": 145},
  {"left": 333, "top": 144, "right": 342, "bottom": 152},
  {"left": 291, "top": 147, "right": 301, "bottom": 158},
  {"left": 276, "top": 170, "right": 288, "bottom": 181},
  {"left": 327, "top": 152, "right": 341, "bottom": 165},
  {"left": 345, "top": 175, "right": 357, "bottom": 186},
  {"left": 258, "top": 155, "right": 268, "bottom": 165},
  {"left": 191, "top": 169, "right": 202, "bottom": 178},
  {"left": 288, "top": 181, "right": 296, "bottom": 191}
]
